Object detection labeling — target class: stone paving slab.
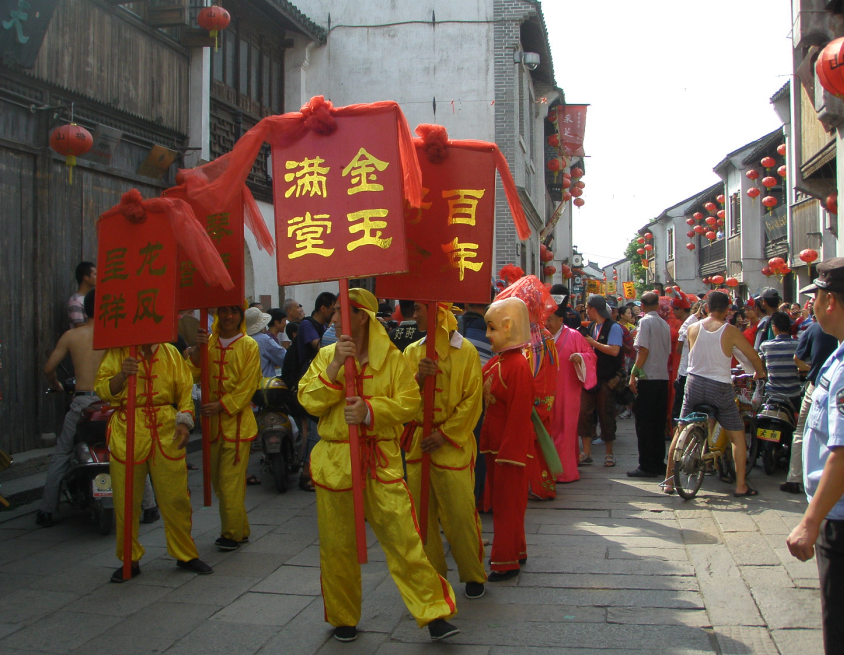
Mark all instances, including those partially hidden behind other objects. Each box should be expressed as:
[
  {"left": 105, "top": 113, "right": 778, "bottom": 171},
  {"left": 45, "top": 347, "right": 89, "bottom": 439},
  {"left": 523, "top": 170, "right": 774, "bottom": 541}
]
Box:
[
  {"left": 770, "top": 627, "right": 825, "bottom": 655},
  {"left": 0, "top": 610, "right": 123, "bottom": 654},
  {"left": 714, "top": 625, "right": 780, "bottom": 655}
]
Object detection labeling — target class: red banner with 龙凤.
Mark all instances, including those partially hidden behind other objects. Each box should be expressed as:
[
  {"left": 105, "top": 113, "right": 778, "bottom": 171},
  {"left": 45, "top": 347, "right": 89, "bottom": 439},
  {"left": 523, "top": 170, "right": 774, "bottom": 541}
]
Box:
[
  {"left": 270, "top": 109, "right": 408, "bottom": 285},
  {"left": 556, "top": 105, "right": 588, "bottom": 158}
]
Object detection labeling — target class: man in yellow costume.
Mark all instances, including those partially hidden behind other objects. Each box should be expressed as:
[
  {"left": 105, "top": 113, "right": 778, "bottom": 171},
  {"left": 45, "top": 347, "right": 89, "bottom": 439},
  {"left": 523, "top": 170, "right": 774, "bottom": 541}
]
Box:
[
  {"left": 403, "top": 302, "right": 486, "bottom": 600},
  {"left": 189, "top": 304, "right": 262, "bottom": 551},
  {"left": 96, "top": 342, "right": 212, "bottom": 582},
  {"left": 298, "top": 288, "right": 460, "bottom": 643}
]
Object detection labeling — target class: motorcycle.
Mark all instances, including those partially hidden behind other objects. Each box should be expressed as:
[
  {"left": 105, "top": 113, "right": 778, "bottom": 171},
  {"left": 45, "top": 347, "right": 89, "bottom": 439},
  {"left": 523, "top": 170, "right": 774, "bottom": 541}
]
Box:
[
  {"left": 754, "top": 383, "right": 797, "bottom": 476},
  {"left": 252, "top": 377, "right": 300, "bottom": 493},
  {"left": 49, "top": 378, "right": 116, "bottom": 534}
]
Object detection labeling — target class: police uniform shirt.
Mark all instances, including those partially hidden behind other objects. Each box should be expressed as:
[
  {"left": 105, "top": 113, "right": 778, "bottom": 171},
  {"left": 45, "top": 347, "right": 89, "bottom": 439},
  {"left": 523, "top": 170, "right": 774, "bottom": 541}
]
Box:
[{"left": 804, "top": 340, "right": 844, "bottom": 519}]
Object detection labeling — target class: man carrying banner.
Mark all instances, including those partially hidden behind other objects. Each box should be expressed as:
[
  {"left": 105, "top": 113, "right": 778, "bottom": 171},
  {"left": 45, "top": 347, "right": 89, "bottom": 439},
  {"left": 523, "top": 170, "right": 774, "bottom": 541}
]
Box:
[
  {"left": 190, "top": 304, "right": 262, "bottom": 551},
  {"left": 96, "top": 342, "right": 211, "bottom": 582},
  {"left": 298, "top": 288, "right": 459, "bottom": 642},
  {"left": 403, "top": 301, "right": 487, "bottom": 599}
]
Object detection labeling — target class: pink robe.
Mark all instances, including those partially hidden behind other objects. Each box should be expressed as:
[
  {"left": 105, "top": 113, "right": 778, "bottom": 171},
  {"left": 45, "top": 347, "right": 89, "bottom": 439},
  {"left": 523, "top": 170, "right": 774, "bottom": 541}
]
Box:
[{"left": 551, "top": 327, "right": 597, "bottom": 483}]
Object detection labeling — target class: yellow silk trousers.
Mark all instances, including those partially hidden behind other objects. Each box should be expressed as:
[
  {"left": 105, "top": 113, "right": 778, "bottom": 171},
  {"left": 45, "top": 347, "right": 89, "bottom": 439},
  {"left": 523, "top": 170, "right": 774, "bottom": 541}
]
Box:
[
  {"left": 111, "top": 455, "right": 198, "bottom": 563},
  {"left": 406, "top": 462, "right": 486, "bottom": 584},
  {"left": 316, "top": 477, "right": 457, "bottom": 628},
  {"left": 211, "top": 438, "right": 252, "bottom": 542}
]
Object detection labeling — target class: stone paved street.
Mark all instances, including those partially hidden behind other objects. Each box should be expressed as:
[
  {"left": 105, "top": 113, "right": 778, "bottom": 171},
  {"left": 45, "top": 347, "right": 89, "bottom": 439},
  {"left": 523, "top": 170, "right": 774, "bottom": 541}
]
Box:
[{"left": 0, "top": 419, "right": 823, "bottom": 654}]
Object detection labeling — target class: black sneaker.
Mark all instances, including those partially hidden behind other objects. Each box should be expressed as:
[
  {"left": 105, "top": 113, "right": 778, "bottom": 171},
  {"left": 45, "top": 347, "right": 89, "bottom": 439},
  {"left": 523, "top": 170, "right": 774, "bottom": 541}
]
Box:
[
  {"left": 464, "top": 582, "right": 485, "bottom": 599},
  {"left": 215, "top": 537, "right": 239, "bottom": 551},
  {"left": 428, "top": 619, "right": 460, "bottom": 641},
  {"left": 177, "top": 558, "right": 213, "bottom": 575},
  {"left": 35, "top": 511, "right": 54, "bottom": 528},
  {"left": 299, "top": 476, "right": 315, "bottom": 492},
  {"left": 333, "top": 626, "right": 357, "bottom": 642},
  {"left": 141, "top": 507, "right": 160, "bottom": 524},
  {"left": 780, "top": 482, "right": 803, "bottom": 495},
  {"left": 488, "top": 569, "right": 520, "bottom": 582},
  {"left": 110, "top": 562, "right": 141, "bottom": 583}
]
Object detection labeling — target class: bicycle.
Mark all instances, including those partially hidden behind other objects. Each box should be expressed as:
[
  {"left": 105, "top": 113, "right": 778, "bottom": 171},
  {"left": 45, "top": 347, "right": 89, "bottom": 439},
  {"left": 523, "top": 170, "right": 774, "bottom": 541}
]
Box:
[{"left": 671, "top": 374, "right": 759, "bottom": 500}]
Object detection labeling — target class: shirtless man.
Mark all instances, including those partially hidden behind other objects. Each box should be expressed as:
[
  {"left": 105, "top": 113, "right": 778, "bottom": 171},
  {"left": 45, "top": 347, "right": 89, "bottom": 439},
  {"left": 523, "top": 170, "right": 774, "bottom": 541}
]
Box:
[
  {"left": 38, "top": 290, "right": 105, "bottom": 527},
  {"left": 663, "top": 291, "right": 765, "bottom": 497}
]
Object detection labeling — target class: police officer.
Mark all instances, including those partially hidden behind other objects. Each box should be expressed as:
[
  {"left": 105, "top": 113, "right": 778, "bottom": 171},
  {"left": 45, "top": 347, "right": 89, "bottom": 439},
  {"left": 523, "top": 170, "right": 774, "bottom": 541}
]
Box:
[{"left": 786, "top": 257, "right": 844, "bottom": 654}]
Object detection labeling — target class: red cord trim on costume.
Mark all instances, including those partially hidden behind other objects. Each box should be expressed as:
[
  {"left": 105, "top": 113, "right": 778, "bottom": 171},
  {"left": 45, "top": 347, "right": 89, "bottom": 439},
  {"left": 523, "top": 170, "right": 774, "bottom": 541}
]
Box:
[
  {"left": 318, "top": 374, "right": 344, "bottom": 391},
  {"left": 495, "top": 459, "right": 526, "bottom": 467},
  {"left": 402, "top": 480, "right": 423, "bottom": 539},
  {"left": 311, "top": 478, "right": 353, "bottom": 493},
  {"left": 438, "top": 574, "right": 456, "bottom": 615},
  {"left": 439, "top": 430, "right": 460, "bottom": 449}
]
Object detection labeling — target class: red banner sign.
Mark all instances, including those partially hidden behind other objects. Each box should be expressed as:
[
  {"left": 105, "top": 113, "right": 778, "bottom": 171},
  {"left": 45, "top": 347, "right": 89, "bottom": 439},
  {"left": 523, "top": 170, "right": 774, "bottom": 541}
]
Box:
[
  {"left": 167, "top": 188, "right": 246, "bottom": 309},
  {"left": 270, "top": 109, "right": 408, "bottom": 284},
  {"left": 93, "top": 211, "right": 178, "bottom": 349},
  {"left": 556, "top": 105, "right": 588, "bottom": 158},
  {"left": 376, "top": 146, "right": 496, "bottom": 303}
]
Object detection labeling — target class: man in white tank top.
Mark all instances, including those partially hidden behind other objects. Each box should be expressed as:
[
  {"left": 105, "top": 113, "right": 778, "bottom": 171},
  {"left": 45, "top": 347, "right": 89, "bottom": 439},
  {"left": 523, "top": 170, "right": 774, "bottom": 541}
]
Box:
[{"left": 664, "top": 292, "right": 765, "bottom": 497}]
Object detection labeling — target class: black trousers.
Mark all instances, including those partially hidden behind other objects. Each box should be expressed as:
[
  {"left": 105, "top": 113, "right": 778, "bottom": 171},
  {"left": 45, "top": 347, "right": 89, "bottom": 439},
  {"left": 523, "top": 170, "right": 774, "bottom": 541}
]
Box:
[
  {"left": 818, "top": 520, "right": 844, "bottom": 654},
  {"left": 672, "top": 375, "right": 687, "bottom": 422},
  {"left": 633, "top": 379, "right": 668, "bottom": 473}
]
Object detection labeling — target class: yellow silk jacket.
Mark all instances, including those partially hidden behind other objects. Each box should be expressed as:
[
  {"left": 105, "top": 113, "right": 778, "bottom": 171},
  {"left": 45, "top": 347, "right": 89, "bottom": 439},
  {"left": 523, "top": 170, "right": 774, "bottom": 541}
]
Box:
[
  {"left": 95, "top": 344, "right": 194, "bottom": 464},
  {"left": 298, "top": 341, "right": 420, "bottom": 490},
  {"left": 188, "top": 334, "right": 262, "bottom": 444},
  {"left": 403, "top": 333, "right": 483, "bottom": 470}
]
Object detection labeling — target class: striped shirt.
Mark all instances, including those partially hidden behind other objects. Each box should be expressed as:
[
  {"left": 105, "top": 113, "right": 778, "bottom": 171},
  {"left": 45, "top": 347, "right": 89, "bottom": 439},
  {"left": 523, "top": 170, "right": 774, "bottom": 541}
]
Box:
[{"left": 759, "top": 334, "right": 802, "bottom": 398}]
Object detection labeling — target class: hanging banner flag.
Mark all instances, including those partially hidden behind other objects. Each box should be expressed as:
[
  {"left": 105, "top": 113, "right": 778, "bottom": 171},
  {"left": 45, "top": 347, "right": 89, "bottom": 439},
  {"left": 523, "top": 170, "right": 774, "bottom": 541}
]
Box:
[
  {"left": 270, "top": 109, "right": 408, "bottom": 284},
  {"left": 585, "top": 279, "right": 602, "bottom": 295},
  {"left": 623, "top": 281, "right": 637, "bottom": 299},
  {"left": 607, "top": 281, "right": 617, "bottom": 294},
  {"left": 556, "top": 105, "right": 588, "bottom": 158}
]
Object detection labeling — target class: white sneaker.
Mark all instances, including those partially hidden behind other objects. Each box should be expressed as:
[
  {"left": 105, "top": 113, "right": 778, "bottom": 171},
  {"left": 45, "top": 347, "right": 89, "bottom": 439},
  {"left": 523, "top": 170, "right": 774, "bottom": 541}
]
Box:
[{"left": 592, "top": 438, "right": 604, "bottom": 445}]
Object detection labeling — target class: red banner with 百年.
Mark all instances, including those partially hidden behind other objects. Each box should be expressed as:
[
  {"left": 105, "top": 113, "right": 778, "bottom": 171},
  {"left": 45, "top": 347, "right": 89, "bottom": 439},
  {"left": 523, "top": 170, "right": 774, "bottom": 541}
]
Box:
[
  {"left": 270, "top": 109, "right": 408, "bottom": 284},
  {"left": 93, "top": 211, "right": 178, "bottom": 350},
  {"left": 376, "top": 145, "right": 496, "bottom": 304},
  {"left": 556, "top": 105, "right": 588, "bottom": 158}
]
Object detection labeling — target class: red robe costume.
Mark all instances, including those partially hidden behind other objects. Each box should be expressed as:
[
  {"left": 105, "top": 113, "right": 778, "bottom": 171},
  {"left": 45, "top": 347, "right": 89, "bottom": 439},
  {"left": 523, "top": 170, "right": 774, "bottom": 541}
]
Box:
[
  {"left": 528, "top": 340, "right": 558, "bottom": 499},
  {"left": 480, "top": 348, "right": 534, "bottom": 572},
  {"left": 552, "top": 327, "right": 597, "bottom": 483}
]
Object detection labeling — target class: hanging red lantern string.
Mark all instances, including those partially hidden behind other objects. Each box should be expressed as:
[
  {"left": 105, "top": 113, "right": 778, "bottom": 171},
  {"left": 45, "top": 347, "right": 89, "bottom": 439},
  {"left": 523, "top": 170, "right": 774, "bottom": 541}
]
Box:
[
  {"left": 777, "top": 143, "right": 787, "bottom": 156},
  {"left": 547, "top": 134, "right": 560, "bottom": 148},
  {"left": 761, "top": 266, "right": 774, "bottom": 277},
  {"left": 547, "top": 158, "right": 562, "bottom": 172},
  {"left": 693, "top": 212, "right": 704, "bottom": 221},
  {"left": 637, "top": 248, "right": 645, "bottom": 255},
  {"left": 637, "top": 237, "right": 645, "bottom": 244},
  {"left": 716, "top": 209, "right": 726, "bottom": 220},
  {"left": 575, "top": 180, "right": 585, "bottom": 189},
  {"left": 570, "top": 166, "right": 583, "bottom": 178},
  {"left": 746, "top": 169, "right": 760, "bottom": 180},
  {"left": 711, "top": 274, "right": 725, "bottom": 286},
  {"left": 761, "top": 156, "right": 776, "bottom": 169},
  {"left": 686, "top": 230, "right": 695, "bottom": 238},
  {"left": 762, "top": 195, "right": 778, "bottom": 210},
  {"left": 800, "top": 248, "right": 819, "bottom": 278},
  {"left": 705, "top": 216, "right": 717, "bottom": 226},
  {"left": 693, "top": 225, "right": 706, "bottom": 234},
  {"left": 562, "top": 177, "right": 571, "bottom": 189},
  {"left": 747, "top": 187, "right": 761, "bottom": 199},
  {"left": 543, "top": 265, "right": 556, "bottom": 277},
  {"left": 777, "top": 165, "right": 787, "bottom": 178},
  {"left": 197, "top": 4, "right": 231, "bottom": 51},
  {"left": 49, "top": 108, "right": 93, "bottom": 184},
  {"left": 563, "top": 191, "right": 572, "bottom": 202},
  {"left": 702, "top": 276, "right": 711, "bottom": 284},
  {"left": 686, "top": 243, "right": 695, "bottom": 251},
  {"left": 705, "top": 231, "right": 717, "bottom": 240},
  {"left": 726, "top": 276, "right": 739, "bottom": 287},
  {"left": 762, "top": 176, "right": 777, "bottom": 189},
  {"left": 704, "top": 201, "right": 717, "bottom": 213},
  {"left": 571, "top": 187, "right": 583, "bottom": 197},
  {"left": 686, "top": 217, "right": 695, "bottom": 226},
  {"left": 644, "top": 244, "right": 653, "bottom": 251},
  {"left": 644, "top": 232, "right": 653, "bottom": 239},
  {"left": 573, "top": 198, "right": 585, "bottom": 207},
  {"left": 827, "top": 192, "right": 838, "bottom": 215}
]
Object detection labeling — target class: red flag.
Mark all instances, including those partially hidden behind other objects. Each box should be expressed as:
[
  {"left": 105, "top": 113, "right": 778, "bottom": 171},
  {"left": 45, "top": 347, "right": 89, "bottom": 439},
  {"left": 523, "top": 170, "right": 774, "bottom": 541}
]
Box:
[{"left": 556, "top": 105, "right": 588, "bottom": 158}]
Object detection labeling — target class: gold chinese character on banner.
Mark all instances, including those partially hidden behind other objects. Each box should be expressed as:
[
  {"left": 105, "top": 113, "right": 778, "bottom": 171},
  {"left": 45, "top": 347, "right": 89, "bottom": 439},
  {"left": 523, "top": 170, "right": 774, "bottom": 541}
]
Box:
[
  {"left": 441, "top": 237, "right": 483, "bottom": 281},
  {"left": 342, "top": 148, "right": 389, "bottom": 195},
  {"left": 443, "top": 189, "right": 485, "bottom": 226},
  {"left": 406, "top": 187, "right": 432, "bottom": 226},
  {"left": 206, "top": 212, "right": 233, "bottom": 243},
  {"left": 347, "top": 209, "right": 391, "bottom": 251},
  {"left": 284, "top": 156, "right": 330, "bottom": 198},
  {"left": 136, "top": 242, "right": 166, "bottom": 276},
  {"left": 287, "top": 212, "right": 335, "bottom": 259}
]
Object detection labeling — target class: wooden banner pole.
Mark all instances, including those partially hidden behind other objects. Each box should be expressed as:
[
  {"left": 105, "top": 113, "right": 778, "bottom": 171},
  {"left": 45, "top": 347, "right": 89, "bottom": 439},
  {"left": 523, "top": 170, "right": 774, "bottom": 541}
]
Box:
[
  {"left": 339, "top": 279, "right": 368, "bottom": 564},
  {"left": 419, "top": 302, "right": 437, "bottom": 544},
  {"left": 200, "top": 309, "right": 212, "bottom": 506},
  {"left": 122, "top": 345, "right": 138, "bottom": 580}
]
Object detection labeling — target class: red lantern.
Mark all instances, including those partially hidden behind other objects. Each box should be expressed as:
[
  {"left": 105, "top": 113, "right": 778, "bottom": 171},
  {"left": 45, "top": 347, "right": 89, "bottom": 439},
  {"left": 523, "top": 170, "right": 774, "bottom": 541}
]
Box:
[
  {"left": 575, "top": 180, "right": 585, "bottom": 189},
  {"left": 716, "top": 194, "right": 726, "bottom": 204},
  {"left": 827, "top": 192, "right": 838, "bottom": 214},
  {"left": 693, "top": 212, "right": 704, "bottom": 221},
  {"left": 562, "top": 171, "right": 571, "bottom": 180},
  {"left": 705, "top": 231, "right": 717, "bottom": 240},
  {"left": 561, "top": 265, "right": 572, "bottom": 279},
  {"left": 613, "top": 274, "right": 618, "bottom": 280},
  {"left": 573, "top": 198, "right": 585, "bottom": 207},
  {"left": 547, "top": 134, "right": 560, "bottom": 148},
  {"left": 644, "top": 232, "right": 653, "bottom": 239},
  {"left": 761, "top": 266, "right": 773, "bottom": 277},
  {"left": 747, "top": 187, "right": 761, "bottom": 199},
  {"left": 562, "top": 177, "right": 571, "bottom": 189},
  {"left": 686, "top": 230, "right": 695, "bottom": 238},
  {"left": 726, "top": 276, "right": 739, "bottom": 287},
  {"left": 711, "top": 275, "right": 725, "bottom": 285},
  {"left": 746, "top": 169, "right": 760, "bottom": 180},
  {"left": 777, "top": 165, "right": 787, "bottom": 178},
  {"left": 705, "top": 216, "right": 717, "bottom": 226},
  {"left": 544, "top": 265, "right": 556, "bottom": 277},
  {"left": 197, "top": 5, "right": 231, "bottom": 51},
  {"left": 541, "top": 248, "right": 554, "bottom": 263},
  {"left": 686, "top": 243, "right": 695, "bottom": 251},
  {"left": 637, "top": 237, "right": 645, "bottom": 244},
  {"left": 693, "top": 225, "right": 706, "bottom": 234},
  {"left": 762, "top": 176, "right": 777, "bottom": 188},
  {"left": 716, "top": 209, "right": 725, "bottom": 220},
  {"left": 799, "top": 249, "right": 819, "bottom": 263},
  {"left": 780, "top": 265, "right": 792, "bottom": 276},
  {"left": 686, "top": 217, "right": 695, "bottom": 226},
  {"left": 644, "top": 244, "right": 653, "bottom": 251},
  {"left": 547, "top": 158, "right": 562, "bottom": 172},
  {"left": 817, "top": 37, "right": 844, "bottom": 98},
  {"left": 549, "top": 111, "right": 557, "bottom": 122},
  {"left": 563, "top": 191, "right": 572, "bottom": 202},
  {"left": 704, "top": 201, "right": 717, "bottom": 212},
  {"left": 571, "top": 167, "right": 583, "bottom": 178},
  {"left": 49, "top": 123, "right": 93, "bottom": 183},
  {"left": 762, "top": 195, "right": 778, "bottom": 208},
  {"left": 769, "top": 257, "right": 786, "bottom": 271},
  {"left": 703, "top": 277, "right": 711, "bottom": 284},
  {"left": 761, "top": 156, "right": 776, "bottom": 169},
  {"left": 777, "top": 143, "right": 787, "bottom": 156},
  {"left": 571, "top": 187, "right": 583, "bottom": 197},
  {"left": 637, "top": 248, "right": 645, "bottom": 255}
]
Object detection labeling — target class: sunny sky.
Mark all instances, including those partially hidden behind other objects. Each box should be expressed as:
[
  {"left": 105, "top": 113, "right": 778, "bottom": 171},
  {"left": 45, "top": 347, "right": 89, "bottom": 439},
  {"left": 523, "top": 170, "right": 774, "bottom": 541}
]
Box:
[{"left": 542, "top": 1, "right": 794, "bottom": 269}]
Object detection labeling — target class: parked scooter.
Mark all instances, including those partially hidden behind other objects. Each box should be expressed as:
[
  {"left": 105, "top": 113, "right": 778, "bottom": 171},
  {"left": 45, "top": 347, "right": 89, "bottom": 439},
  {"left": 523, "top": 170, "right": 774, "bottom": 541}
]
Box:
[
  {"left": 252, "top": 377, "right": 300, "bottom": 493},
  {"left": 754, "top": 382, "right": 797, "bottom": 476},
  {"left": 48, "top": 378, "right": 116, "bottom": 534}
]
